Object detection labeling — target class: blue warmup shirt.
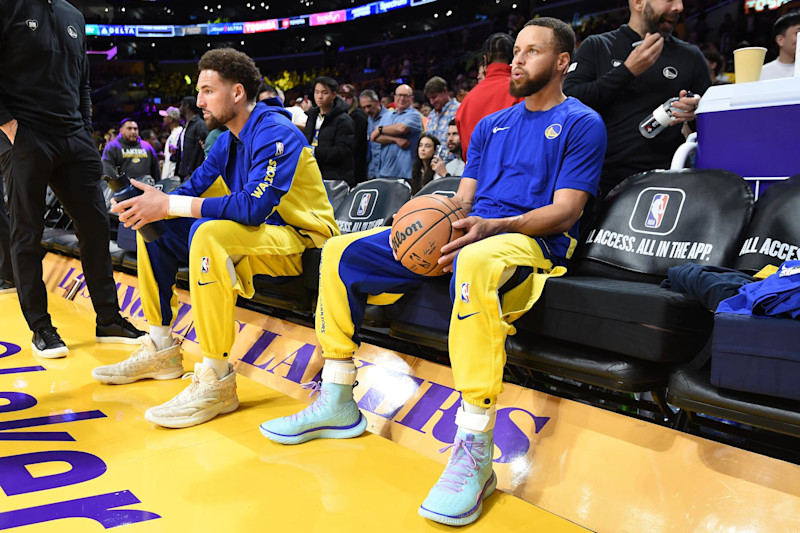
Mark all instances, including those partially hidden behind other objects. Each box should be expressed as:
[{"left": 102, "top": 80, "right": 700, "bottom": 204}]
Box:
[
  {"left": 172, "top": 102, "right": 338, "bottom": 244},
  {"left": 464, "top": 97, "right": 607, "bottom": 262},
  {"left": 717, "top": 260, "right": 800, "bottom": 319}
]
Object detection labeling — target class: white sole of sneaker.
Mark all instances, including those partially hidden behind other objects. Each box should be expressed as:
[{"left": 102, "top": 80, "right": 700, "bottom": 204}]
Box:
[
  {"left": 0, "top": 287, "right": 16, "bottom": 294},
  {"left": 418, "top": 471, "right": 497, "bottom": 526},
  {"left": 144, "top": 398, "right": 239, "bottom": 429},
  {"left": 31, "top": 342, "right": 68, "bottom": 359},
  {"left": 91, "top": 367, "right": 184, "bottom": 385},
  {"left": 259, "top": 412, "right": 368, "bottom": 445},
  {"left": 95, "top": 335, "right": 147, "bottom": 345}
]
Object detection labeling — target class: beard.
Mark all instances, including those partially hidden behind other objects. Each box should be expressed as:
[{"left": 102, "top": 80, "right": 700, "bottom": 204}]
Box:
[
  {"left": 643, "top": 2, "right": 678, "bottom": 37},
  {"left": 509, "top": 68, "right": 554, "bottom": 98},
  {"left": 203, "top": 103, "right": 235, "bottom": 131}
]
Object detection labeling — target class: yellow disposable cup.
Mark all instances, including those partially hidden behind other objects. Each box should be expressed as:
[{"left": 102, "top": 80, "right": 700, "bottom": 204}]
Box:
[{"left": 733, "top": 47, "right": 767, "bottom": 83}]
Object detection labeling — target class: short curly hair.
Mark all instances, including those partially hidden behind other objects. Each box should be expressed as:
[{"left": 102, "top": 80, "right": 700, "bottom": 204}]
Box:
[{"left": 198, "top": 48, "right": 263, "bottom": 102}]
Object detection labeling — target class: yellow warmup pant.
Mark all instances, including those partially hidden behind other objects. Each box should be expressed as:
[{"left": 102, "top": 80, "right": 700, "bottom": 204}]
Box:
[
  {"left": 137, "top": 218, "right": 312, "bottom": 360},
  {"left": 315, "top": 228, "right": 566, "bottom": 407}
]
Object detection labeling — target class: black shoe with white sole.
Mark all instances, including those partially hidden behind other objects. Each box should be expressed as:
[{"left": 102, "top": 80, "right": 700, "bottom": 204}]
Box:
[
  {"left": 0, "top": 279, "right": 15, "bottom": 294},
  {"left": 96, "top": 315, "right": 146, "bottom": 345},
  {"left": 32, "top": 326, "right": 68, "bottom": 359}
]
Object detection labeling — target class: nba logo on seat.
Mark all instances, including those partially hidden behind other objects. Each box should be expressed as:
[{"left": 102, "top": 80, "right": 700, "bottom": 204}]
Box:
[
  {"left": 460, "top": 282, "right": 470, "bottom": 303},
  {"left": 349, "top": 189, "right": 378, "bottom": 220},
  {"left": 357, "top": 193, "right": 371, "bottom": 216},
  {"left": 644, "top": 194, "right": 669, "bottom": 228},
  {"left": 629, "top": 187, "right": 685, "bottom": 236},
  {"left": 201, "top": 257, "right": 210, "bottom": 274}
]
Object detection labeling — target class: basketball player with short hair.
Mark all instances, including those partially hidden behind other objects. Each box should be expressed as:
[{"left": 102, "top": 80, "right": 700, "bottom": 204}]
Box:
[
  {"left": 91, "top": 48, "right": 339, "bottom": 428},
  {"left": 260, "top": 19, "right": 606, "bottom": 525}
]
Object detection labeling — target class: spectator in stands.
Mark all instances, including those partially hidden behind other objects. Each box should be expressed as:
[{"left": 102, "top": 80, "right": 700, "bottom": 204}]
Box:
[
  {"left": 760, "top": 11, "right": 800, "bottom": 81},
  {"left": 257, "top": 83, "right": 279, "bottom": 103},
  {"left": 381, "top": 95, "right": 395, "bottom": 110},
  {"left": 287, "top": 97, "right": 309, "bottom": 130},
  {"left": 0, "top": 169, "right": 13, "bottom": 292},
  {"left": 370, "top": 84, "right": 423, "bottom": 180},
  {"left": 0, "top": 0, "right": 144, "bottom": 357},
  {"left": 92, "top": 48, "right": 339, "bottom": 429},
  {"left": 260, "top": 18, "right": 606, "bottom": 527},
  {"left": 432, "top": 120, "right": 465, "bottom": 178},
  {"left": 410, "top": 133, "right": 440, "bottom": 194},
  {"left": 360, "top": 89, "right": 389, "bottom": 180},
  {"left": 102, "top": 119, "right": 160, "bottom": 183},
  {"left": 564, "top": 0, "right": 708, "bottom": 199},
  {"left": 424, "top": 76, "right": 460, "bottom": 150},
  {"left": 456, "top": 33, "right": 522, "bottom": 161},
  {"left": 304, "top": 76, "right": 356, "bottom": 186},
  {"left": 341, "top": 84, "right": 368, "bottom": 184},
  {"left": 299, "top": 95, "right": 313, "bottom": 112},
  {"left": 177, "top": 96, "right": 209, "bottom": 181},
  {"left": 703, "top": 47, "right": 730, "bottom": 86},
  {"left": 159, "top": 106, "right": 183, "bottom": 180},
  {"left": 203, "top": 126, "right": 227, "bottom": 158},
  {"left": 142, "top": 129, "right": 161, "bottom": 156}
]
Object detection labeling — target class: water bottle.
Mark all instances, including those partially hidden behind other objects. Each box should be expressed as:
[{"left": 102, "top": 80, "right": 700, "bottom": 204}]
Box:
[
  {"left": 638, "top": 92, "right": 695, "bottom": 139},
  {"left": 103, "top": 167, "right": 164, "bottom": 242}
]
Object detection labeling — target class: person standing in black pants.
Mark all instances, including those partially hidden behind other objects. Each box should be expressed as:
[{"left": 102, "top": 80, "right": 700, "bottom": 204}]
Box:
[
  {"left": 0, "top": 167, "right": 13, "bottom": 292},
  {"left": 0, "top": 0, "right": 144, "bottom": 358}
]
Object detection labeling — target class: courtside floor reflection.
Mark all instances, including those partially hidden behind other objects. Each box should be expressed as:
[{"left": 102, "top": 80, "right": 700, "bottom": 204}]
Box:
[{"left": 0, "top": 253, "right": 797, "bottom": 532}]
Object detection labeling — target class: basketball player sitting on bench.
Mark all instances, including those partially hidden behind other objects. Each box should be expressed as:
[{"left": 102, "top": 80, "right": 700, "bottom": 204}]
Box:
[{"left": 260, "top": 18, "right": 606, "bottom": 526}]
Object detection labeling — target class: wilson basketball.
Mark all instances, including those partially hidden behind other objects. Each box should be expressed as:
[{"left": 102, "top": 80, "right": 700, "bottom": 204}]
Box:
[{"left": 391, "top": 194, "right": 467, "bottom": 276}]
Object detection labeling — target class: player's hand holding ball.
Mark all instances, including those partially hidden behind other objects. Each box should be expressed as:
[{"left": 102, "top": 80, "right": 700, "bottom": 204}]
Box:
[{"left": 390, "top": 194, "right": 466, "bottom": 276}]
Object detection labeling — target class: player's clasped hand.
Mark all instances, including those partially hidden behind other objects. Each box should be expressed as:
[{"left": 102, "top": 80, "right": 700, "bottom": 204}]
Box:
[
  {"left": 111, "top": 180, "right": 170, "bottom": 231},
  {"left": 438, "top": 216, "right": 496, "bottom": 273}
]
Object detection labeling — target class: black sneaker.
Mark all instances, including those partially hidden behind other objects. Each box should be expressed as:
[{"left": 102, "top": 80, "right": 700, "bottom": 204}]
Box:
[
  {"left": 32, "top": 326, "right": 68, "bottom": 359},
  {"left": 96, "top": 315, "right": 146, "bottom": 345},
  {"left": 0, "top": 279, "right": 15, "bottom": 293}
]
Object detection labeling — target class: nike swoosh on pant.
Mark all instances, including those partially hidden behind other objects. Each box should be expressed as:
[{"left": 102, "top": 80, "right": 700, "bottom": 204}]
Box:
[
  {"left": 197, "top": 280, "right": 217, "bottom": 286},
  {"left": 456, "top": 311, "right": 480, "bottom": 320}
]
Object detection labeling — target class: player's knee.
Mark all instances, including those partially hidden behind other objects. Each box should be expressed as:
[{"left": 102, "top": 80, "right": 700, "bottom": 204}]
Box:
[{"left": 188, "top": 219, "right": 224, "bottom": 251}]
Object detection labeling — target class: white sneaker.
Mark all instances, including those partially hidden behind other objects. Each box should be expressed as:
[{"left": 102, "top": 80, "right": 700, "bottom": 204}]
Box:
[
  {"left": 144, "top": 363, "right": 239, "bottom": 429},
  {"left": 91, "top": 336, "right": 183, "bottom": 385}
]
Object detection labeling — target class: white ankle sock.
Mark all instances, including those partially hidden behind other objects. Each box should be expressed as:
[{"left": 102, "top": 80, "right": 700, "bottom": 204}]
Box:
[
  {"left": 321, "top": 358, "right": 357, "bottom": 385},
  {"left": 149, "top": 326, "right": 173, "bottom": 351},
  {"left": 203, "top": 357, "right": 230, "bottom": 379},
  {"left": 456, "top": 402, "right": 496, "bottom": 434}
]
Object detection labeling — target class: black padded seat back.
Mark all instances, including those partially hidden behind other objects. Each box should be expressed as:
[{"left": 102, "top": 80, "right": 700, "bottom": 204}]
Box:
[
  {"left": 734, "top": 174, "right": 800, "bottom": 274},
  {"left": 576, "top": 169, "right": 753, "bottom": 281},
  {"left": 324, "top": 179, "right": 350, "bottom": 212},
  {"left": 333, "top": 178, "right": 411, "bottom": 234},
  {"left": 414, "top": 177, "right": 461, "bottom": 198},
  {"left": 156, "top": 177, "right": 181, "bottom": 194}
]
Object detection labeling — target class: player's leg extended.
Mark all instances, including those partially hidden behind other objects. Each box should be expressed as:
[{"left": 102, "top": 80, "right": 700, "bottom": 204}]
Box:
[
  {"left": 419, "top": 234, "right": 564, "bottom": 526},
  {"left": 92, "top": 219, "right": 193, "bottom": 385},
  {"left": 261, "top": 227, "right": 427, "bottom": 444}
]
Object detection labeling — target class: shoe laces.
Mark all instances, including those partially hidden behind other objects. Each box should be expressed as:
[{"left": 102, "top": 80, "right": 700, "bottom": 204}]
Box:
[
  {"left": 37, "top": 327, "right": 62, "bottom": 346},
  {"left": 435, "top": 435, "right": 488, "bottom": 493},
  {"left": 289, "top": 380, "right": 327, "bottom": 422}
]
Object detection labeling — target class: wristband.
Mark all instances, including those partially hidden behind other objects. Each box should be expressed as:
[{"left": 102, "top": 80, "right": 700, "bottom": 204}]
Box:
[{"left": 168, "top": 195, "right": 194, "bottom": 218}]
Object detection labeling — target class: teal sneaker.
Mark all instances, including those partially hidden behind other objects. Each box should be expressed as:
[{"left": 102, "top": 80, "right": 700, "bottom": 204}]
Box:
[
  {"left": 259, "top": 380, "right": 367, "bottom": 445},
  {"left": 418, "top": 429, "right": 497, "bottom": 526}
]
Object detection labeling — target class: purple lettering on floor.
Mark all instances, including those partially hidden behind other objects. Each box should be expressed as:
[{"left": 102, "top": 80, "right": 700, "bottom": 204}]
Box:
[
  {"left": 0, "top": 490, "right": 161, "bottom": 529},
  {"left": 0, "top": 450, "right": 106, "bottom": 495},
  {"left": 267, "top": 343, "right": 316, "bottom": 384},
  {"left": 0, "top": 411, "right": 107, "bottom": 442},
  {"left": 239, "top": 331, "right": 281, "bottom": 370},
  {"left": 494, "top": 407, "right": 550, "bottom": 464},
  {"left": 394, "top": 382, "right": 459, "bottom": 444},
  {"left": 0, "top": 392, "right": 37, "bottom": 414},
  {"left": 0, "top": 342, "right": 22, "bottom": 359}
]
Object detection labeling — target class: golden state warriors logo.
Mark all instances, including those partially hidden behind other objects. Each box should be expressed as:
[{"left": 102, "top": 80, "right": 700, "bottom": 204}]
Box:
[{"left": 544, "top": 124, "right": 562, "bottom": 140}]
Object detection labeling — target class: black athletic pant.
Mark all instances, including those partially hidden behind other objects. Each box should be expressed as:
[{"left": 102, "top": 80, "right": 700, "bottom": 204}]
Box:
[
  {"left": 0, "top": 124, "right": 120, "bottom": 331},
  {"left": 0, "top": 169, "right": 12, "bottom": 282}
]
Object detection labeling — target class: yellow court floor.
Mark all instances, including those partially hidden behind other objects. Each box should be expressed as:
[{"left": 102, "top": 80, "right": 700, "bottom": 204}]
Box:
[{"left": 0, "top": 291, "right": 586, "bottom": 533}]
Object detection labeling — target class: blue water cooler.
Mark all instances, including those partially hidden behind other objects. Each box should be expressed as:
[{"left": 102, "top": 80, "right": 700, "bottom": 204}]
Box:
[{"left": 695, "top": 76, "right": 800, "bottom": 198}]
